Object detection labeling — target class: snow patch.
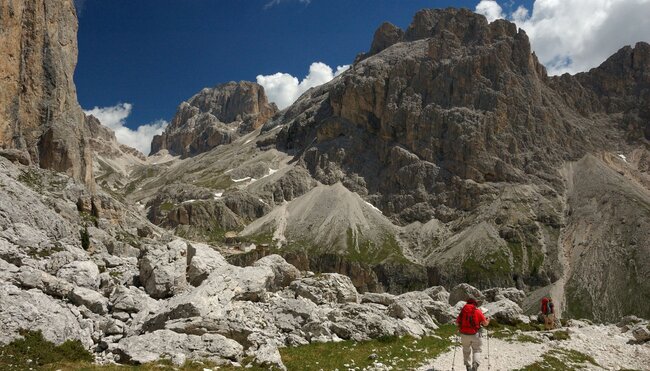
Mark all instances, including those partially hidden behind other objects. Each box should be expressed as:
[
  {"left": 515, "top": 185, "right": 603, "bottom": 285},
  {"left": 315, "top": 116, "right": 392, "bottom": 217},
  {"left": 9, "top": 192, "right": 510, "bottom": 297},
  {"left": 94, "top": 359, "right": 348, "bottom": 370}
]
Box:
[
  {"left": 213, "top": 192, "right": 223, "bottom": 200},
  {"left": 232, "top": 177, "right": 252, "bottom": 183},
  {"left": 364, "top": 201, "right": 383, "bottom": 214},
  {"left": 182, "top": 199, "right": 196, "bottom": 204},
  {"left": 618, "top": 154, "right": 627, "bottom": 162}
]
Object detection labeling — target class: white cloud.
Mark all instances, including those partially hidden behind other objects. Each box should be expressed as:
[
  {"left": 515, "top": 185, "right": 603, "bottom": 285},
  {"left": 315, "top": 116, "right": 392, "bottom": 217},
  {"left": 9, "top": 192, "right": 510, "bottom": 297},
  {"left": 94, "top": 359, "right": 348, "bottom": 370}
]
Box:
[
  {"left": 480, "top": 0, "right": 650, "bottom": 75},
  {"left": 475, "top": 0, "right": 506, "bottom": 22},
  {"left": 257, "top": 62, "right": 350, "bottom": 109},
  {"left": 84, "top": 103, "right": 168, "bottom": 156},
  {"left": 264, "top": 0, "right": 311, "bottom": 9}
]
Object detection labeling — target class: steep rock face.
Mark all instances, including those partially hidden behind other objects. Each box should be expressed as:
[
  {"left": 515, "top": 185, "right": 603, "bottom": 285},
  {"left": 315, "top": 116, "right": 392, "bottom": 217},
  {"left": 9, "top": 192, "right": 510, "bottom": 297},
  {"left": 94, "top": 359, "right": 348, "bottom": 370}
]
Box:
[
  {"left": 274, "top": 8, "right": 608, "bottom": 223},
  {"left": 556, "top": 42, "right": 650, "bottom": 141},
  {"left": 0, "top": 0, "right": 94, "bottom": 187},
  {"left": 151, "top": 82, "right": 277, "bottom": 157},
  {"left": 260, "top": 8, "right": 649, "bottom": 319}
]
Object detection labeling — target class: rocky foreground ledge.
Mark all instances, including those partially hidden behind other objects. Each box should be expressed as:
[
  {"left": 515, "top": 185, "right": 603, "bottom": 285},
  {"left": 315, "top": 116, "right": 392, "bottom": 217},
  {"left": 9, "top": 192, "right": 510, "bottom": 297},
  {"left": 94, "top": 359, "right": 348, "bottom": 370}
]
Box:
[{"left": 3, "top": 239, "right": 650, "bottom": 370}]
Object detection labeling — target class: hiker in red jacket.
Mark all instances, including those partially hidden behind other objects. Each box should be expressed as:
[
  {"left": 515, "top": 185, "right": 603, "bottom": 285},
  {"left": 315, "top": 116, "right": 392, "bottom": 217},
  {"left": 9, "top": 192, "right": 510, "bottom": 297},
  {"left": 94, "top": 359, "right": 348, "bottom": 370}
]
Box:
[
  {"left": 456, "top": 298, "right": 490, "bottom": 371},
  {"left": 541, "top": 297, "right": 555, "bottom": 330}
]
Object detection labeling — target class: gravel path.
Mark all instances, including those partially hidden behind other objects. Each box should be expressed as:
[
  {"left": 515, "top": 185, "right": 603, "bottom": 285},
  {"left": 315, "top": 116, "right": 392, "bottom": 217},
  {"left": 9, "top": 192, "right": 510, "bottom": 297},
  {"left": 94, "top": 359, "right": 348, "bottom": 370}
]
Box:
[
  {"left": 417, "top": 324, "right": 650, "bottom": 371},
  {"left": 417, "top": 337, "right": 547, "bottom": 371}
]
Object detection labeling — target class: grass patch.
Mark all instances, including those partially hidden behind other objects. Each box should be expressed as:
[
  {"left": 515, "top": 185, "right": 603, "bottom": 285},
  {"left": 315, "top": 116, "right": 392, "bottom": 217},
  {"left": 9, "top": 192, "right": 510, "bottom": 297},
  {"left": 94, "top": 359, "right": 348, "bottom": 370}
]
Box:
[
  {"left": 26, "top": 243, "right": 64, "bottom": 259},
  {"left": 42, "top": 359, "right": 269, "bottom": 371},
  {"left": 551, "top": 330, "right": 570, "bottom": 341},
  {"left": 0, "top": 330, "right": 93, "bottom": 370},
  {"left": 517, "top": 348, "right": 598, "bottom": 370},
  {"left": 109, "top": 271, "right": 122, "bottom": 278},
  {"left": 462, "top": 249, "right": 512, "bottom": 286},
  {"left": 345, "top": 229, "right": 407, "bottom": 265},
  {"left": 516, "top": 334, "right": 543, "bottom": 344},
  {"left": 486, "top": 321, "right": 547, "bottom": 342},
  {"left": 80, "top": 225, "right": 91, "bottom": 250},
  {"left": 159, "top": 201, "right": 175, "bottom": 212},
  {"left": 281, "top": 324, "right": 457, "bottom": 371},
  {"left": 18, "top": 170, "right": 44, "bottom": 192}
]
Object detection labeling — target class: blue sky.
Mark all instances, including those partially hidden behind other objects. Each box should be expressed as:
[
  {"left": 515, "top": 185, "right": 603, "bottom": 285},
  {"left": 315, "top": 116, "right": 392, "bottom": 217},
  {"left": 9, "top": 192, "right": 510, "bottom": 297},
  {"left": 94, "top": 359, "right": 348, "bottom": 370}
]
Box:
[
  {"left": 74, "top": 0, "right": 649, "bottom": 154},
  {"left": 75, "top": 1, "right": 528, "bottom": 127}
]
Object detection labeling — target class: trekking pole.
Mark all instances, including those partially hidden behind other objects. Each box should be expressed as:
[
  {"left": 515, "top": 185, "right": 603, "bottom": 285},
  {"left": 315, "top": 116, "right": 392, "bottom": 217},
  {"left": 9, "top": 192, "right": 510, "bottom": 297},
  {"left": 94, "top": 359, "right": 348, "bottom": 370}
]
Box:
[
  {"left": 452, "top": 330, "right": 458, "bottom": 371},
  {"left": 486, "top": 327, "right": 491, "bottom": 371}
]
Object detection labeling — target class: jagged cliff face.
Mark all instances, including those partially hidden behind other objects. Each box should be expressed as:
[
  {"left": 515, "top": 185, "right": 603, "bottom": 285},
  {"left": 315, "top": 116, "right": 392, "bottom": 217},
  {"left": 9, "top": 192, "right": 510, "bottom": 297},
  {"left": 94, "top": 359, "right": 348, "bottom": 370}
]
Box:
[
  {"left": 150, "top": 81, "right": 277, "bottom": 157},
  {"left": 0, "top": 0, "right": 94, "bottom": 187},
  {"left": 275, "top": 8, "right": 631, "bottom": 223}
]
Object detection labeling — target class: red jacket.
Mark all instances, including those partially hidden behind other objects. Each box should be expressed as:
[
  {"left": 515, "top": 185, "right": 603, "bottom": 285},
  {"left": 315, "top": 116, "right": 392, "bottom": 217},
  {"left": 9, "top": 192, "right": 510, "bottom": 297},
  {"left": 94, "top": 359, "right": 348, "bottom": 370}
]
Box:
[{"left": 456, "top": 304, "right": 486, "bottom": 335}]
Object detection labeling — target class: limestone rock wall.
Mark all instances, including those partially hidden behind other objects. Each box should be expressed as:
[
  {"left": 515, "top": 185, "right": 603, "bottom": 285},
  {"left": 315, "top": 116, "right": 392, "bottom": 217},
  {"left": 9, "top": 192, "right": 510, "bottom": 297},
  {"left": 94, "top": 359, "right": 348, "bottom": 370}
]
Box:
[{"left": 0, "top": 0, "right": 94, "bottom": 188}]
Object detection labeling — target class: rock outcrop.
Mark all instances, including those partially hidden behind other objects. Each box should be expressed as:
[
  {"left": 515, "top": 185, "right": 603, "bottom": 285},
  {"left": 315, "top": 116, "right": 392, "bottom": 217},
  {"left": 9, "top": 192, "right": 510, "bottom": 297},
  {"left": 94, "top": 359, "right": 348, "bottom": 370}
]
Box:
[
  {"left": 0, "top": 0, "right": 94, "bottom": 188},
  {"left": 151, "top": 81, "right": 277, "bottom": 157}
]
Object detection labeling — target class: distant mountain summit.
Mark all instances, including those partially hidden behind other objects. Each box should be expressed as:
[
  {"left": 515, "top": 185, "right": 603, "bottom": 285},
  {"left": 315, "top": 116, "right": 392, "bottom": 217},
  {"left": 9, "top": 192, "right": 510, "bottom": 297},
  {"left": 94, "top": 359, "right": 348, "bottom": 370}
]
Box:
[{"left": 150, "top": 81, "right": 277, "bottom": 157}]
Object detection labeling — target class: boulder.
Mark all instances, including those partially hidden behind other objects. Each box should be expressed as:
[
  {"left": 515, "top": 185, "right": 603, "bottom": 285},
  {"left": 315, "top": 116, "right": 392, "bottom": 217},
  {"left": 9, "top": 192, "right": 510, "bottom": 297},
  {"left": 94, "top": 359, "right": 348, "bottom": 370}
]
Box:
[
  {"left": 387, "top": 292, "right": 438, "bottom": 329},
  {"left": 0, "top": 149, "right": 31, "bottom": 165},
  {"left": 98, "top": 318, "right": 125, "bottom": 336},
  {"left": 110, "top": 286, "right": 157, "bottom": 313},
  {"left": 631, "top": 324, "right": 650, "bottom": 342},
  {"left": 141, "top": 264, "right": 275, "bottom": 332},
  {"left": 483, "top": 299, "right": 523, "bottom": 325},
  {"left": 15, "top": 266, "right": 73, "bottom": 298},
  {"left": 423, "top": 286, "right": 450, "bottom": 303},
  {"left": 251, "top": 344, "right": 287, "bottom": 371},
  {"left": 56, "top": 260, "right": 100, "bottom": 289},
  {"left": 483, "top": 287, "right": 526, "bottom": 305},
  {"left": 139, "top": 240, "right": 188, "bottom": 298},
  {"left": 361, "top": 292, "right": 397, "bottom": 306},
  {"left": 252, "top": 254, "right": 301, "bottom": 290},
  {"left": 289, "top": 273, "right": 359, "bottom": 304},
  {"left": 326, "top": 303, "right": 402, "bottom": 341},
  {"left": 186, "top": 242, "right": 228, "bottom": 286},
  {"left": 69, "top": 286, "right": 109, "bottom": 314},
  {"left": 0, "top": 283, "right": 92, "bottom": 347},
  {"left": 449, "top": 283, "right": 485, "bottom": 305},
  {"left": 426, "top": 300, "right": 456, "bottom": 324},
  {"left": 618, "top": 315, "right": 643, "bottom": 332},
  {"left": 115, "top": 329, "right": 243, "bottom": 365}
]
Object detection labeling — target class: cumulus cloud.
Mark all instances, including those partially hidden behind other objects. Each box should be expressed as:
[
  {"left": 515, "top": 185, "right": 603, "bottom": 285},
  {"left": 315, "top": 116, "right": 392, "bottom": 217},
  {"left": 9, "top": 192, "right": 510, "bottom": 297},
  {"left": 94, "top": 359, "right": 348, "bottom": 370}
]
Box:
[
  {"left": 476, "top": 0, "right": 650, "bottom": 75},
  {"left": 475, "top": 0, "right": 506, "bottom": 22},
  {"left": 84, "top": 103, "right": 168, "bottom": 156},
  {"left": 257, "top": 62, "right": 350, "bottom": 109},
  {"left": 264, "top": 0, "right": 311, "bottom": 9}
]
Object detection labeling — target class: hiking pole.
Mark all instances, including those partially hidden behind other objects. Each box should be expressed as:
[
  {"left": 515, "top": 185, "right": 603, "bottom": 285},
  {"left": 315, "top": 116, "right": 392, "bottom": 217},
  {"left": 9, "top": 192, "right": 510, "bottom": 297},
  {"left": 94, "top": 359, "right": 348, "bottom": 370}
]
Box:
[
  {"left": 452, "top": 330, "right": 458, "bottom": 371},
  {"left": 486, "top": 327, "right": 491, "bottom": 371}
]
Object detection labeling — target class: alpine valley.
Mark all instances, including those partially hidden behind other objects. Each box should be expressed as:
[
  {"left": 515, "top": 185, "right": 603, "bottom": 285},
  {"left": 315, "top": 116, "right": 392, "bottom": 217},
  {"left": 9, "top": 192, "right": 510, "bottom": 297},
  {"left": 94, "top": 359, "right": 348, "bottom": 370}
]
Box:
[{"left": 0, "top": 1, "right": 649, "bottom": 370}]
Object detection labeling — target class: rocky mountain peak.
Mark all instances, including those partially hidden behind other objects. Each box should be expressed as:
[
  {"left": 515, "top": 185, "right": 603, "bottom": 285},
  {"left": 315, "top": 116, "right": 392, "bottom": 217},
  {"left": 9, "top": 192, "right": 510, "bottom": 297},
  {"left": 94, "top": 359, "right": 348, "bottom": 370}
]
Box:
[
  {"left": 150, "top": 81, "right": 277, "bottom": 157},
  {"left": 360, "top": 8, "right": 533, "bottom": 66}
]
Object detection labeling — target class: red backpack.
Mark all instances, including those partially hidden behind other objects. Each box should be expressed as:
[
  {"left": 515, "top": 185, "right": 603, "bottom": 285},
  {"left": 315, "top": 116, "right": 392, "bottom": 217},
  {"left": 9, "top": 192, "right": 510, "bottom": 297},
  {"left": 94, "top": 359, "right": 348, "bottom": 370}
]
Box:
[
  {"left": 541, "top": 297, "right": 551, "bottom": 314},
  {"left": 459, "top": 305, "right": 481, "bottom": 335}
]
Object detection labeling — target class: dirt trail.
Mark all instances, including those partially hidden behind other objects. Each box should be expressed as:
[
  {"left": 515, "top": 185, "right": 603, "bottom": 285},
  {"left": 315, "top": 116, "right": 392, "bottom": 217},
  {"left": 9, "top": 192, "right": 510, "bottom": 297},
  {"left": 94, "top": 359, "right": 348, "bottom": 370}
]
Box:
[
  {"left": 417, "top": 337, "right": 548, "bottom": 370},
  {"left": 417, "top": 324, "right": 650, "bottom": 371}
]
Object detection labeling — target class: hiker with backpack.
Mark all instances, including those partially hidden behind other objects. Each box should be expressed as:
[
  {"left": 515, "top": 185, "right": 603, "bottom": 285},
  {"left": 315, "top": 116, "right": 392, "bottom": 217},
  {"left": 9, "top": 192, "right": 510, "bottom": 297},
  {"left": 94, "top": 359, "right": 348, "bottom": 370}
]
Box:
[
  {"left": 456, "top": 297, "right": 490, "bottom": 371},
  {"left": 541, "top": 297, "right": 555, "bottom": 330}
]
